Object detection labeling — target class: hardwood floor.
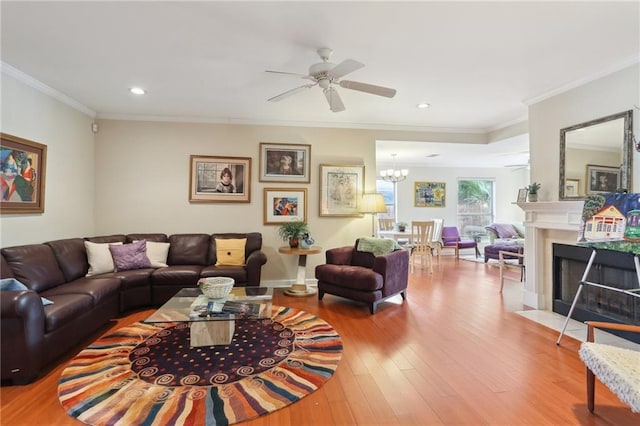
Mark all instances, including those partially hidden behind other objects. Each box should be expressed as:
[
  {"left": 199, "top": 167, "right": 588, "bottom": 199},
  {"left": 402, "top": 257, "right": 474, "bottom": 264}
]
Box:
[{"left": 2, "top": 256, "right": 637, "bottom": 425}]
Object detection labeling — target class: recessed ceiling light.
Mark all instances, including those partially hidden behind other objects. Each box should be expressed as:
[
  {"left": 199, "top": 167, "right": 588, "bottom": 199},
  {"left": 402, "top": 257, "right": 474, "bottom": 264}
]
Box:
[
  {"left": 417, "top": 103, "right": 430, "bottom": 109},
  {"left": 130, "top": 87, "right": 145, "bottom": 95}
]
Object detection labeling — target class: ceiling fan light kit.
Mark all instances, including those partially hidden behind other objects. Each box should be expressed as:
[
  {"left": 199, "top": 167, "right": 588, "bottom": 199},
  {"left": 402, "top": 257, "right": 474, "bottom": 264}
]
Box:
[{"left": 266, "top": 48, "right": 397, "bottom": 112}]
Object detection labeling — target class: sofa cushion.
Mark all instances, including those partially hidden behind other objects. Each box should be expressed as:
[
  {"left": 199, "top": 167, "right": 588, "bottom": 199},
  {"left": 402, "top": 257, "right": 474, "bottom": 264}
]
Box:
[
  {"left": 215, "top": 238, "right": 246, "bottom": 266},
  {"left": 84, "top": 241, "right": 122, "bottom": 276},
  {"left": 109, "top": 240, "right": 151, "bottom": 272},
  {"left": 315, "top": 264, "right": 383, "bottom": 292},
  {"left": 39, "top": 293, "right": 94, "bottom": 333},
  {"left": 145, "top": 241, "right": 170, "bottom": 268},
  {"left": 46, "top": 238, "right": 89, "bottom": 282},
  {"left": 43, "top": 277, "right": 121, "bottom": 306},
  {"left": 200, "top": 265, "right": 247, "bottom": 284},
  {"left": 486, "top": 223, "right": 520, "bottom": 239},
  {"left": 126, "top": 233, "right": 168, "bottom": 243},
  {"left": 1, "top": 244, "right": 66, "bottom": 292},
  {"left": 152, "top": 265, "right": 203, "bottom": 287},
  {"left": 168, "top": 234, "right": 209, "bottom": 265}
]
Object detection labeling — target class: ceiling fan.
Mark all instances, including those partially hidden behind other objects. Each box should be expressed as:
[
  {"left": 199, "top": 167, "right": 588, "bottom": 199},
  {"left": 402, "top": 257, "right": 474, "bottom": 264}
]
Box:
[{"left": 265, "top": 48, "right": 397, "bottom": 112}]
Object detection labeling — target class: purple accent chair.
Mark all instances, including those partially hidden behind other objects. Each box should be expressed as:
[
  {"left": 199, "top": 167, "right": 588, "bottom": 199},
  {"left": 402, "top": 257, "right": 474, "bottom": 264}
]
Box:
[
  {"left": 314, "top": 239, "right": 409, "bottom": 314},
  {"left": 441, "top": 226, "right": 480, "bottom": 258}
]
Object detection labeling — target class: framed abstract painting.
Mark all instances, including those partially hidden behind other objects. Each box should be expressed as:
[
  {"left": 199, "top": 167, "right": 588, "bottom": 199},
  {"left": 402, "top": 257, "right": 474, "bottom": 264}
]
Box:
[
  {"left": 1, "top": 133, "right": 47, "bottom": 214},
  {"left": 263, "top": 187, "right": 307, "bottom": 224}
]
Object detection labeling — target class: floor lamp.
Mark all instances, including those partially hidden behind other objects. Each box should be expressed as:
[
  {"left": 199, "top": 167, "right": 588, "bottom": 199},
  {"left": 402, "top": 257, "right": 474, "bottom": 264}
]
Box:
[{"left": 360, "top": 193, "right": 387, "bottom": 236}]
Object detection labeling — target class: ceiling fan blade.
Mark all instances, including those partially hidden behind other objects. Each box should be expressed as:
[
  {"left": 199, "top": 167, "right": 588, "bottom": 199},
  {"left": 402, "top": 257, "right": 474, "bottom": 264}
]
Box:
[
  {"left": 327, "top": 59, "right": 364, "bottom": 79},
  {"left": 324, "top": 87, "right": 345, "bottom": 112},
  {"left": 339, "top": 80, "right": 397, "bottom": 98},
  {"left": 267, "top": 84, "right": 316, "bottom": 102}
]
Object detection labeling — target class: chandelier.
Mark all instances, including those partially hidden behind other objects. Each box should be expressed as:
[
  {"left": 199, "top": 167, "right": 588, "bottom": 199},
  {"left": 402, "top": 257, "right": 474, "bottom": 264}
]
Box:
[{"left": 380, "top": 153, "right": 408, "bottom": 182}]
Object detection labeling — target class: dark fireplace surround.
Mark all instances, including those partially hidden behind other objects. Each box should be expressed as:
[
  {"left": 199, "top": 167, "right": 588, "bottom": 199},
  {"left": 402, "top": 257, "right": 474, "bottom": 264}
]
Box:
[{"left": 552, "top": 243, "right": 640, "bottom": 343}]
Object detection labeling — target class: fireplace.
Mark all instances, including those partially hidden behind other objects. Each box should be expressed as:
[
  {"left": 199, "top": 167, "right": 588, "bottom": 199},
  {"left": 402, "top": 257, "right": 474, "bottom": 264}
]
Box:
[{"left": 552, "top": 243, "right": 640, "bottom": 343}]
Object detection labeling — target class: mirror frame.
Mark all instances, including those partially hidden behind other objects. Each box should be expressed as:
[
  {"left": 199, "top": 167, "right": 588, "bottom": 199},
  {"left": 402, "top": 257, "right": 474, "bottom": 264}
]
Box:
[{"left": 559, "top": 110, "right": 633, "bottom": 200}]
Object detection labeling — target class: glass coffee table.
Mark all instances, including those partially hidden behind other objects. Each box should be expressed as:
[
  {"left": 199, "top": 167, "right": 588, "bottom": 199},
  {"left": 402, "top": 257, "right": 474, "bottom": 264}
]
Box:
[{"left": 143, "top": 287, "right": 273, "bottom": 346}]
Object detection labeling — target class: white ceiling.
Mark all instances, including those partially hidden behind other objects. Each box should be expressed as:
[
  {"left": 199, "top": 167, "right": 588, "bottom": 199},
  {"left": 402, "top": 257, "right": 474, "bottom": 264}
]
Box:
[{"left": 1, "top": 1, "right": 638, "bottom": 166}]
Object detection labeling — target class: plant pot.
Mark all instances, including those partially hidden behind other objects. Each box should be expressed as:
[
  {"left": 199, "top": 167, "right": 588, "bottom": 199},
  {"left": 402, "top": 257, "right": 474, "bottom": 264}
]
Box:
[
  {"left": 398, "top": 226, "right": 406, "bottom": 232},
  {"left": 289, "top": 237, "right": 299, "bottom": 248},
  {"left": 528, "top": 193, "right": 538, "bottom": 202}
]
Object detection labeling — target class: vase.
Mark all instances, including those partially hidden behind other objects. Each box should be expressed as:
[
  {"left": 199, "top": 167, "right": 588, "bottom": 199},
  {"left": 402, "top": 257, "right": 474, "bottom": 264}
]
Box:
[
  {"left": 528, "top": 193, "right": 538, "bottom": 202},
  {"left": 300, "top": 236, "right": 315, "bottom": 249},
  {"left": 289, "top": 237, "right": 299, "bottom": 248}
]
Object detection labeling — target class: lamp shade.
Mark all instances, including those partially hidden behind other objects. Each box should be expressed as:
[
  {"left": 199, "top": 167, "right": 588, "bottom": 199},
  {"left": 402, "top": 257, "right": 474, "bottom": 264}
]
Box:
[{"left": 360, "top": 193, "right": 387, "bottom": 213}]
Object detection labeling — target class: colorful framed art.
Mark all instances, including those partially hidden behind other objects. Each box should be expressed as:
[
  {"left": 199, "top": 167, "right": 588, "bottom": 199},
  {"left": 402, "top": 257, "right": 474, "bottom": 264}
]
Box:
[
  {"left": 414, "top": 181, "right": 446, "bottom": 207},
  {"left": 263, "top": 187, "right": 308, "bottom": 225},
  {"left": 259, "top": 142, "right": 311, "bottom": 183},
  {"left": 189, "top": 155, "right": 251, "bottom": 203},
  {"left": 1, "top": 133, "right": 47, "bottom": 214},
  {"left": 319, "top": 163, "right": 364, "bottom": 216}
]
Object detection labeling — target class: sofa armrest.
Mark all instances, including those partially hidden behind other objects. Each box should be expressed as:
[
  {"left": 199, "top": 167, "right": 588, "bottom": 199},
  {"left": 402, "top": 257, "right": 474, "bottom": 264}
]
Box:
[
  {"left": 245, "top": 250, "right": 267, "bottom": 286},
  {"left": 326, "top": 246, "right": 354, "bottom": 265},
  {"left": 373, "top": 249, "right": 410, "bottom": 296},
  {"left": 1, "top": 290, "right": 45, "bottom": 382}
]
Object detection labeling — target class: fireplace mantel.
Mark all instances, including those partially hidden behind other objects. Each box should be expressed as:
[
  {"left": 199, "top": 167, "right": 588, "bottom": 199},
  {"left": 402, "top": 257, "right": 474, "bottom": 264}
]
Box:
[{"left": 516, "top": 200, "right": 584, "bottom": 309}]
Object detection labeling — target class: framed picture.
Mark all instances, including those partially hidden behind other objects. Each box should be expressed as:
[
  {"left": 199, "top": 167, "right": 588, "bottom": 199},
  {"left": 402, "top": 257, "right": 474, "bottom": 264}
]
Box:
[
  {"left": 259, "top": 142, "right": 311, "bottom": 183},
  {"left": 319, "top": 163, "right": 364, "bottom": 216},
  {"left": 564, "top": 179, "right": 580, "bottom": 197},
  {"left": 586, "top": 164, "right": 619, "bottom": 194},
  {"left": 189, "top": 155, "right": 251, "bottom": 203},
  {"left": 1, "top": 133, "right": 47, "bottom": 214},
  {"left": 517, "top": 188, "right": 528, "bottom": 203},
  {"left": 414, "top": 181, "right": 446, "bottom": 207},
  {"left": 263, "top": 187, "right": 307, "bottom": 224}
]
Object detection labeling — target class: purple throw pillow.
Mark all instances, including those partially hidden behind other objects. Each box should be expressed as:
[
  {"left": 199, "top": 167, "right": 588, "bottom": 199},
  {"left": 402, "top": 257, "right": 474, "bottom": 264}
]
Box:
[
  {"left": 493, "top": 224, "right": 519, "bottom": 239},
  {"left": 109, "top": 240, "right": 151, "bottom": 272}
]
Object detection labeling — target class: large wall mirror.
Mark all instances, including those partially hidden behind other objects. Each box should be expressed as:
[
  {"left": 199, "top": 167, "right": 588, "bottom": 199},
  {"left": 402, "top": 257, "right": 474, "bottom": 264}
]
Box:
[{"left": 559, "top": 110, "right": 633, "bottom": 200}]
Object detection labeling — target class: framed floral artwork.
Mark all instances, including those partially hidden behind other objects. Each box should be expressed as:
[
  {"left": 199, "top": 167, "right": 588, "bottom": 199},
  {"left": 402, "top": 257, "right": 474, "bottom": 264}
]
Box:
[
  {"left": 319, "top": 163, "right": 364, "bottom": 216},
  {"left": 1, "top": 133, "right": 47, "bottom": 214},
  {"left": 414, "top": 181, "right": 446, "bottom": 207},
  {"left": 189, "top": 155, "right": 251, "bottom": 203},
  {"left": 263, "top": 187, "right": 307, "bottom": 224},
  {"left": 259, "top": 142, "right": 311, "bottom": 183}
]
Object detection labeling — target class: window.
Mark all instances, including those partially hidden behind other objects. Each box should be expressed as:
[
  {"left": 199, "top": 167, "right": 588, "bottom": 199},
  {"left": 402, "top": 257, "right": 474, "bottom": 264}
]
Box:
[
  {"left": 457, "top": 179, "right": 494, "bottom": 239},
  {"left": 376, "top": 179, "right": 395, "bottom": 220}
]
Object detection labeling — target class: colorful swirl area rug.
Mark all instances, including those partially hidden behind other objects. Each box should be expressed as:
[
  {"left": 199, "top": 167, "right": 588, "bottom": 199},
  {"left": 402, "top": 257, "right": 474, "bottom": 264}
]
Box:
[{"left": 58, "top": 306, "right": 343, "bottom": 426}]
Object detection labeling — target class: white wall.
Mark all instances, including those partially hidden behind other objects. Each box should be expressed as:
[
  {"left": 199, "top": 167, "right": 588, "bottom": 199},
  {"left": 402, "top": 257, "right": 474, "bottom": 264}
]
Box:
[
  {"left": 529, "top": 63, "right": 640, "bottom": 200},
  {"left": 393, "top": 165, "right": 527, "bottom": 229},
  {"left": 94, "top": 120, "right": 379, "bottom": 282},
  {"left": 0, "top": 73, "right": 96, "bottom": 246}
]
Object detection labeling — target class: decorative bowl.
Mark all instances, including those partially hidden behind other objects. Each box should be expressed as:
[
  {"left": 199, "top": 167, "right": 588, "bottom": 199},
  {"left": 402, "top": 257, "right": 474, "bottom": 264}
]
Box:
[{"left": 198, "top": 277, "right": 234, "bottom": 299}]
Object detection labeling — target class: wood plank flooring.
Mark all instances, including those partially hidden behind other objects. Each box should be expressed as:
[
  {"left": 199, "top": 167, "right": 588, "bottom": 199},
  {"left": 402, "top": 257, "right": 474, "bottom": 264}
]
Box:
[{"left": 2, "top": 256, "right": 638, "bottom": 425}]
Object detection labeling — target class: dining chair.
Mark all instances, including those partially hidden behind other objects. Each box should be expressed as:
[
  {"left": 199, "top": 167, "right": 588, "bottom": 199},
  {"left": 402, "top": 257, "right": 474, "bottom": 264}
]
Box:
[
  {"left": 409, "top": 220, "right": 436, "bottom": 273},
  {"left": 431, "top": 219, "right": 444, "bottom": 260},
  {"left": 378, "top": 218, "right": 395, "bottom": 232}
]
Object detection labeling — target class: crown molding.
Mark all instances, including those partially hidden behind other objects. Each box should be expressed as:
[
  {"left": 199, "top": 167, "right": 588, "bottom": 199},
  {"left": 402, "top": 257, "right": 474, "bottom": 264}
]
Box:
[
  {"left": 1, "top": 62, "right": 96, "bottom": 118},
  {"left": 522, "top": 54, "right": 640, "bottom": 107}
]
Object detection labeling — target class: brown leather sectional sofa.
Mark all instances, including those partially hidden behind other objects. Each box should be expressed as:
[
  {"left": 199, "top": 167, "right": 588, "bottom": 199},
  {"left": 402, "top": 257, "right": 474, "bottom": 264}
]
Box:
[{"left": 0, "top": 232, "right": 267, "bottom": 384}]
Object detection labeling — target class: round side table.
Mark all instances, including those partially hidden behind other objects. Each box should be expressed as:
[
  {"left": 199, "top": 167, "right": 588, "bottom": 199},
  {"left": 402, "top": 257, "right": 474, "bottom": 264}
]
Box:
[{"left": 278, "top": 246, "right": 322, "bottom": 296}]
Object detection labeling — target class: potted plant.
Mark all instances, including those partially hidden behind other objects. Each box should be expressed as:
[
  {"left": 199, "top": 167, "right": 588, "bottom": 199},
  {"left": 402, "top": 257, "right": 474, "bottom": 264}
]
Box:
[
  {"left": 396, "top": 221, "right": 408, "bottom": 232},
  {"left": 278, "top": 220, "right": 309, "bottom": 248},
  {"left": 527, "top": 182, "right": 541, "bottom": 202}
]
